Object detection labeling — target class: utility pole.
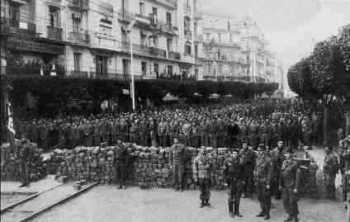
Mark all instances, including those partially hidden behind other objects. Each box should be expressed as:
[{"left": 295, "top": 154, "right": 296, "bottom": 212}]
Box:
[{"left": 126, "top": 20, "right": 136, "bottom": 112}]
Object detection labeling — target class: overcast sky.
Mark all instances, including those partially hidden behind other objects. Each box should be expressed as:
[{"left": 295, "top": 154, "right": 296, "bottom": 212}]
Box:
[{"left": 200, "top": 0, "right": 350, "bottom": 70}]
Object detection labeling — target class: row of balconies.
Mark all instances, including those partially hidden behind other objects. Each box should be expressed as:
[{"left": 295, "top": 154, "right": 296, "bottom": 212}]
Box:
[{"left": 119, "top": 10, "right": 178, "bottom": 35}]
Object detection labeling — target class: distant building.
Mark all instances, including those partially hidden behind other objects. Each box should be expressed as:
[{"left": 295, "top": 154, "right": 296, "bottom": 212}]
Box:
[{"left": 194, "top": 12, "right": 283, "bottom": 83}]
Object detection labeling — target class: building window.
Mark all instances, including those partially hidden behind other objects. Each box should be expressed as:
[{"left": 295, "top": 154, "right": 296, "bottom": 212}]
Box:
[
  {"left": 72, "top": 15, "right": 81, "bottom": 32},
  {"left": 139, "top": 1, "right": 145, "bottom": 15},
  {"left": 167, "top": 38, "right": 172, "bottom": 52},
  {"left": 9, "top": 1, "right": 20, "bottom": 27},
  {"left": 185, "top": 44, "right": 191, "bottom": 56},
  {"left": 123, "top": 59, "right": 130, "bottom": 75},
  {"left": 49, "top": 6, "right": 60, "bottom": 27},
  {"left": 167, "top": 65, "right": 173, "bottom": 77},
  {"left": 151, "top": 7, "right": 158, "bottom": 24},
  {"left": 154, "top": 63, "right": 159, "bottom": 77},
  {"left": 195, "top": 44, "right": 198, "bottom": 57},
  {"left": 121, "top": 28, "right": 128, "bottom": 43},
  {"left": 140, "top": 32, "right": 147, "bottom": 46},
  {"left": 74, "top": 53, "right": 81, "bottom": 72},
  {"left": 96, "top": 56, "right": 108, "bottom": 75},
  {"left": 152, "top": 36, "right": 158, "bottom": 47},
  {"left": 141, "top": 61, "right": 147, "bottom": 76},
  {"left": 166, "top": 12, "right": 172, "bottom": 26}
]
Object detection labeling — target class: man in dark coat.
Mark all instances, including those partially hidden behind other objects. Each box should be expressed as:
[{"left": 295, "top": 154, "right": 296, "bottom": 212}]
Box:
[
  {"left": 115, "top": 140, "right": 130, "bottom": 189},
  {"left": 239, "top": 141, "right": 256, "bottom": 197},
  {"left": 271, "top": 140, "right": 285, "bottom": 199},
  {"left": 223, "top": 149, "right": 244, "bottom": 217}
]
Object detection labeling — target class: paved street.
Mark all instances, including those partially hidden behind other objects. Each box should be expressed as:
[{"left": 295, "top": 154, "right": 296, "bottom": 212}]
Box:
[{"left": 34, "top": 185, "right": 346, "bottom": 222}]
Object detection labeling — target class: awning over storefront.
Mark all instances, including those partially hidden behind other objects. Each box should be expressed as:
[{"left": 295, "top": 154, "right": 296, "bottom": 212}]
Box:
[{"left": 7, "top": 37, "right": 64, "bottom": 55}]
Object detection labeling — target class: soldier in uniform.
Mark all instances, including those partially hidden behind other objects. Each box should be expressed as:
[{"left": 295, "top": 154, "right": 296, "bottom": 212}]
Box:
[
  {"left": 271, "top": 140, "right": 285, "bottom": 199},
  {"left": 223, "top": 149, "right": 244, "bottom": 217},
  {"left": 340, "top": 137, "right": 350, "bottom": 202},
  {"left": 239, "top": 141, "right": 256, "bottom": 197},
  {"left": 169, "top": 137, "right": 186, "bottom": 191},
  {"left": 115, "top": 140, "right": 130, "bottom": 189},
  {"left": 254, "top": 144, "right": 273, "bottom": 220},
  {"left": 323, "top": 146, "right": 339, "bottom": 199},
  {"left": 280, "top": 149, "right": 301, "bottom": 222},
  {"left": 193, "top": 147, "right": 211, "bottom": 207},
  {"left": 19, "top": 139, "right": 33, "bottom": 187}
]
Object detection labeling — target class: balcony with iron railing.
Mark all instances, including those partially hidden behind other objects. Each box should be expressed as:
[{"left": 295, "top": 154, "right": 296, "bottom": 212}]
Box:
[
  {"left": 68, "top": 0, "right": 89, "bottom": 11},
  {"left": 47, "top": 26, "right": 63, "bottom": 41},
  {"left": 118, "top": 10, "right": 134, "bottom": 22},
  {"left": 120, "top": 42, "right": 167, "bottom": 58},
  {"left": 0, "top": 17, "right": 36, "bottom": 37},
  {"left": 159, "top": 22, "right": 178, "bottom": 35},
  {"left": 168, "top": 51, "right": 181, "bottom": 60},
  {"left": 68, "top": 31, "right": 90, "bottom": 45}
]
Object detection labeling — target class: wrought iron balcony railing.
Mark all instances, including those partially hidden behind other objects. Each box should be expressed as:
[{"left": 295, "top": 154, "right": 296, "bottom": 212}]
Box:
[
  {"left": 68, "top": 31, "right": 90, "bottom": 45},
  {"left": 47, "top": 26, "right": 63, "bottom": 41},
  {"left": 120, "top": 42, "right": 167, "bottom": 58},
  {"left": 68, "top": 0, "right": 89, "bottom": 11},
  {"left": 0, "top": 17, "right": 36, "bottom": 36}
]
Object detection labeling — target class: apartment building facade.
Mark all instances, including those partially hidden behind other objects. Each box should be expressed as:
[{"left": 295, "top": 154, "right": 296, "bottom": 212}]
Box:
[
  {"left": 1, "top": 0, "right": 196, "bottom": 79},
  {"left": 194, "top": 13, "right": 283, "bottom": 83}
]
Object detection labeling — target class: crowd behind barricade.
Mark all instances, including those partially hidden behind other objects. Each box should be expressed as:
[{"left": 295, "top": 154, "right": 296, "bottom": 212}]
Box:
[{"left": 14, "top": 100, "right": 319, "bottom": 151}]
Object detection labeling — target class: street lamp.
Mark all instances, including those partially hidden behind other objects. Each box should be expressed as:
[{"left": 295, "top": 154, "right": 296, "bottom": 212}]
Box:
[{"left": 126, "top": 20, "right": 136, "bottom": 111}]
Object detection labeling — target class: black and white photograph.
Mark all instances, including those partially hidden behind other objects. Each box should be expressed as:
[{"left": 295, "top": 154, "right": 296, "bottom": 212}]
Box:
[{"left": 0, "top": 0, "right": 350, "bottom": 221}]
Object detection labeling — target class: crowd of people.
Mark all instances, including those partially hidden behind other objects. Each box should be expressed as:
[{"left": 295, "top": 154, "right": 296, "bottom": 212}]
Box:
[{"left": 14, "top": 101, "right": 318, "bottom": 151}]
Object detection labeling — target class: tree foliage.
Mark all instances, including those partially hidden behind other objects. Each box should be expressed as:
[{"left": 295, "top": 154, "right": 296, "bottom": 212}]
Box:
[
  {"left": 9, "top": 77, "right": 278, "bottom": 118},
  {"left": 288, "top": 24, "right": 350, "bottom": 99}
]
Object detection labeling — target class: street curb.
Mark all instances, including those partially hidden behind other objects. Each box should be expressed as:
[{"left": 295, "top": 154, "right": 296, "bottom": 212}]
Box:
[
  {"left": 1, "top": 184, "right": 64, "bottom": 213},
  {"left": 19, "top": 182, "right": 98, "bottom": 222}
]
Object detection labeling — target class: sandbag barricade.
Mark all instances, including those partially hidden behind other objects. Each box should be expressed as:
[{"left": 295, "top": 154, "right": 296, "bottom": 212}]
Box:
[
  {"left": 53, "top": 144, "right": 232, "bottom": 189},
  {"left": 1, "top": 140, "right": 46, "bottom": 182}
]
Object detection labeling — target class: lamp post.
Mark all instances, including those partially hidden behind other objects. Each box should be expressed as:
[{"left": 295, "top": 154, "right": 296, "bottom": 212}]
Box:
[{"left": 126, "top": 20, "right": 136, "bottom": 111}]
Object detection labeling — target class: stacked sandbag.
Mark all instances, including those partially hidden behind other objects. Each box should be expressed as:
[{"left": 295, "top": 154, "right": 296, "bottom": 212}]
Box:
[
  {"left": 52, "top": 144, "right": 233, "bottom": 189},
  {"left": 1, "top": 139, "right": 46, "bottom": 181}
]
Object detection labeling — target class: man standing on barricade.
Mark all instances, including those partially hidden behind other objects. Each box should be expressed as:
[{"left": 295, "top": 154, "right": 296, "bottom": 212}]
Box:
[
  {"left": 223, "top": 149, "right": 244, "bottom": 217},
  {"left": 115, "top": 140, "right": 130, "bottom": 189},
  {"left": 254, "top": 144, "right": 273, "bottom": 220},
  {"left": 193, "top": 147, "right": 212, "bottom": 207},
  {"left": 239, "top": 141, "right": 256, "bottom": 198},
  {"left": 271, "top": 140, "right": 285, "bottom": 199},
  {"left": 323, "top": 146, "right": 339, "bottom": 199},
  {"left": 169, "top": 137, "right": 186, "bottom": 191},
  {"left": 280, "top": 148, "right": 301, "bottom": 222}
]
